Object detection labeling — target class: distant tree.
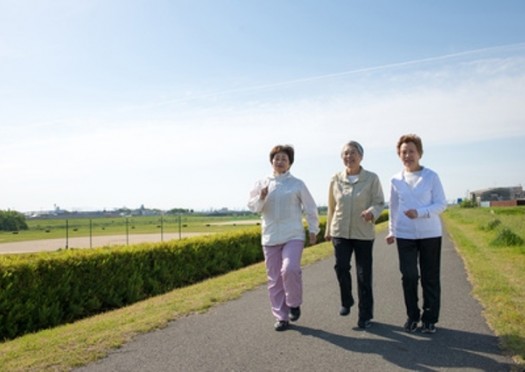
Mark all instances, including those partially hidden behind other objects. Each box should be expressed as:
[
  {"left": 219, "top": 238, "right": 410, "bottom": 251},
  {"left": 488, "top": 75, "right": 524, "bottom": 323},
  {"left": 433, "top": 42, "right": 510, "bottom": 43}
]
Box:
[
  {"left": 460, "top": 199, "right": 477, "bottom": 208},
  {"left": 0, "top": 210, "right": 29, "bottom": 231},
  {"left": 167, "top": 208, "right": 192, "bottom": 214}
]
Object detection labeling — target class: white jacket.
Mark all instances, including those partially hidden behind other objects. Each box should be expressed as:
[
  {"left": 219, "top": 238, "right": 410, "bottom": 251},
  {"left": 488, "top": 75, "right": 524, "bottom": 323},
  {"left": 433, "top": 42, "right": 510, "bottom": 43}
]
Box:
[
  {"left": 247, "top": 172, "right": 319, "bottom": 246},
  {"left": 388, "top": 167, "right": 447, "bottom": 239}
]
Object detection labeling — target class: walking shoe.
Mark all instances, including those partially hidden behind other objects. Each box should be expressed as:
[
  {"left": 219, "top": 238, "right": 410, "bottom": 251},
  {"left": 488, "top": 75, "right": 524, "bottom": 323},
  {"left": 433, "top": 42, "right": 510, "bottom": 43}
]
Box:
[
  {"left": 421, "top": 322, "right": 436, "bottom": 334},
  {"left": 289, "top": 307, "right": 301, "bottom": 322},
  {"left": 357, "top": 319, "right": 372, "bottom": 329},
  {"left": 404, "top": 319, "right": 418, "bottom": 333},
  {"left": 339, "top": 306, "right": 350, "bottom": 316},
  {"left": 274, "top": 320, "right": 289, "bottom": 332}
]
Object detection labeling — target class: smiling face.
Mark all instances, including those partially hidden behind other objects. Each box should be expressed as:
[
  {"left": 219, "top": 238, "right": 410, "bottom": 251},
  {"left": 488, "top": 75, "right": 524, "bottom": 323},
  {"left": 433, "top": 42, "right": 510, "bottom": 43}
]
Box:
[
  {"left": 342, "top": 144, "right": 363, "bottom": 173},
  {"left": 398, "top": 141, "right": 421, "bottom": 172},
  {"left": 272, "top": 151, "right": 291, "bottom": 175}
]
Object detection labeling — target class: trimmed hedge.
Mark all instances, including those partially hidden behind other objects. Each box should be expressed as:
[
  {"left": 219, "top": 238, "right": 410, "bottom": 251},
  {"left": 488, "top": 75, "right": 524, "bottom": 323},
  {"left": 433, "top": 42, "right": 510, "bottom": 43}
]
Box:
[
  {"left": 0, "top": 228, "right": 261, "bottom": 340},
  {"left": 0, "top": 218, "right": 364, "bottom": 340}
]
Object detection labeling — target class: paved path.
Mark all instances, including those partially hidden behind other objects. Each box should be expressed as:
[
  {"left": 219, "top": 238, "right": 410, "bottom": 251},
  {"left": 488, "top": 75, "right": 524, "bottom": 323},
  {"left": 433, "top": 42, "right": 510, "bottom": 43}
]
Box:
[{"left": 76, "top": 230, "right": 514, "bottom": 371}]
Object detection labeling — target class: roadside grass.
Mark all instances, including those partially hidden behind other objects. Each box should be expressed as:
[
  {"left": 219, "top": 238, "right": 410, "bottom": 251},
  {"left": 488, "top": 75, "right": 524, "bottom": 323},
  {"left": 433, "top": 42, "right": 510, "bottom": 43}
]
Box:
[
  {"left": 0, "top": 234, "right": 341, "bottom": 371},
  {"left": 0, "top": 215, "right": 261, "bottom": 244},
  {"left": 443, "top": 206, "right": 525, "bottom": 368}
]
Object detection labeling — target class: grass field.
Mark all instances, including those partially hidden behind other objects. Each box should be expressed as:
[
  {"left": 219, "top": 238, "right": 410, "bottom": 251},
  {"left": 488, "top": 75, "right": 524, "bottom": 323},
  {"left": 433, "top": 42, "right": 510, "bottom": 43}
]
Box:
[{"left": 0, "top": 214, "right": 261, "bottom": 244}]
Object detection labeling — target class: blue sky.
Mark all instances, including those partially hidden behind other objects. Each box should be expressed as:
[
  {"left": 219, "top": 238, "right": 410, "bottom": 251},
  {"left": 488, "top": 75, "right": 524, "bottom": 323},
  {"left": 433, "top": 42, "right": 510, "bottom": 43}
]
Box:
[{"left": 1, "top": 0, "right": 525, "bottom": 212}]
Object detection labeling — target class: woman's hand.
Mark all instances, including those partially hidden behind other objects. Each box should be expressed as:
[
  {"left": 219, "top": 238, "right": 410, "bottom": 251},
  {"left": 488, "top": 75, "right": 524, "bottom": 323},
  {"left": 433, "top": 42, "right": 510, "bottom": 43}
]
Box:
[
  {"left": 361, "top": 210, "right": 374, "bottom": 223},
  {"left": 260, "top": 186, "right": 269, "bottom": 200},
  {"left": 385, "top": 235, "right": 395, "bottom": 245},
  {"left": 309, "top": 232, "right": 317, "bottom": 245},
  {"left": 404, "top": 209, "right": 418, "bottom": 219}
]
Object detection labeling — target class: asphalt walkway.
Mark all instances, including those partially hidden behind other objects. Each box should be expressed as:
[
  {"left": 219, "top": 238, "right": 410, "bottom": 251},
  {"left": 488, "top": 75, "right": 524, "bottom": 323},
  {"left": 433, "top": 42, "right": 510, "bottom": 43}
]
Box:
[{"left": 76, "top": 230, "right": 514, "bottom": 371}]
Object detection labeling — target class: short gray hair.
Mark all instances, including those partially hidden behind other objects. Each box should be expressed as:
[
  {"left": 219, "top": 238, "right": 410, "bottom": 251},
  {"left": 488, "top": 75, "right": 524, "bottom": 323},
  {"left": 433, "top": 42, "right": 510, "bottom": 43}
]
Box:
[{"left": 342, "top": 141, "right": 364, "bottom": 157}]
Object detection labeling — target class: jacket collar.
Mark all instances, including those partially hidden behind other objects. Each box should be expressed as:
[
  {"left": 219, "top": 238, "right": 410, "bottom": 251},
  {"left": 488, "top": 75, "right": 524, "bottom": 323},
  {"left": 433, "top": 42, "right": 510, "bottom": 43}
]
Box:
[{"left": 337, "top": 168, "right": 368, "bottom": 184}]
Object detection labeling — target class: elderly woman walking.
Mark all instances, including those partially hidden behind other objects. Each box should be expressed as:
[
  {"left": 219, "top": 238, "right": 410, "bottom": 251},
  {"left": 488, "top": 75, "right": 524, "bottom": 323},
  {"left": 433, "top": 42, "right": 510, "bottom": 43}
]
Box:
[
  {"left": 325, "top": 140, "right": 385, "bottom": 329},
  {"left": 248, "top": 144, "right": 319, "bottom": 332},
  {"left": 386, "top": 134, "right": 447, "bottom": 334}
]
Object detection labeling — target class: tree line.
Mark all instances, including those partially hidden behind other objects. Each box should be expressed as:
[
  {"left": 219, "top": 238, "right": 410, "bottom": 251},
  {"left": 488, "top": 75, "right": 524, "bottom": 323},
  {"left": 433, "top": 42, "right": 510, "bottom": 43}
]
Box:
[{"left": 0, "top": 210, "right": 29, "bottom": 231}]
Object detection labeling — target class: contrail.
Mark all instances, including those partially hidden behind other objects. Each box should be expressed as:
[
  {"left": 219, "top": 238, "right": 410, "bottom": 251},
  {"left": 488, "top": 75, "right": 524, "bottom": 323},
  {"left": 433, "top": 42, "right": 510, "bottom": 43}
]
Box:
[
  {"left": 210, "top": 42, "right": 525, "bottom": 93},
  {"left": 125, "top": 42, "right": 525, "bottom": 111}
]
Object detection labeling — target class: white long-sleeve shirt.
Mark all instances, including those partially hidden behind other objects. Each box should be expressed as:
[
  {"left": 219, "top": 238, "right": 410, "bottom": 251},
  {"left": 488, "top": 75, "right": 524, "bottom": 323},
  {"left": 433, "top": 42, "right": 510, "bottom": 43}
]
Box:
[
  {"left": 247, "top": 172, "right": 320, "bottom": 246},
  {"left": 388, "top": 167, "right": 447, "bottom": 239}
]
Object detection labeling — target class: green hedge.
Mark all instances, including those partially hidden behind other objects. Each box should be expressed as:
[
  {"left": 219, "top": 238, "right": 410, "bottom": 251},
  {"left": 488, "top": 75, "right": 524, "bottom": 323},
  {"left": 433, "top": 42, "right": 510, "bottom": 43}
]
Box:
[
  {"left": 0, "top": 218, "right": 360, "bottom": 341},
  {"left": 0, "top": 228, "right": 262, "bottom": 340}
]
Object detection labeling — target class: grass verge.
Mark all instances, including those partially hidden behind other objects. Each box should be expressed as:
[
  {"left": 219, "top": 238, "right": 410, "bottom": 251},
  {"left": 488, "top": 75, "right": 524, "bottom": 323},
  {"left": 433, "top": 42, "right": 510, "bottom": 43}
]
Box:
[{"left": 443, "top": 207, "right": 525, "bottom": 368}]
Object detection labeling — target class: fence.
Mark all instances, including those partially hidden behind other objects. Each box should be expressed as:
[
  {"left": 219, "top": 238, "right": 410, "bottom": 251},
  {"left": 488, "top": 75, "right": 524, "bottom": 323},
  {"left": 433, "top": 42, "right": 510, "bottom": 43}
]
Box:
[{"left": 63, "top": 215, "right": 185, "bottom": 249}]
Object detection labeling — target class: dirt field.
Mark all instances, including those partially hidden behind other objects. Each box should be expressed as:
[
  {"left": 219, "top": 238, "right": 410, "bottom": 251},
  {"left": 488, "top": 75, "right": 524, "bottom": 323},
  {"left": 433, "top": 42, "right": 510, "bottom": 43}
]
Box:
[{"left": 0, "top": 232, "right": 209, "bottom": 255}]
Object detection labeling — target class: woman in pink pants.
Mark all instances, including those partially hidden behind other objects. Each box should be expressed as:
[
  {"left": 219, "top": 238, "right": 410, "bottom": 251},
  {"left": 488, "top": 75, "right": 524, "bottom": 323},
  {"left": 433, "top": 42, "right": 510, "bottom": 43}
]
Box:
[{"left": 248, "top": 144, "right": 319, "bottom": 331}]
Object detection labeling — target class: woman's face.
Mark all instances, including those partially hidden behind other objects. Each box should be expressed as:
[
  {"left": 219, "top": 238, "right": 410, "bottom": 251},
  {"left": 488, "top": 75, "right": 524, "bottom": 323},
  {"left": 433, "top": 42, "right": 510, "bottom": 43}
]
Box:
[
  {"left": 399, "top": 142, "right": 421, "bottom": 172},
  {"left": 342, "top": 145, "right": 362, "bottom": 170},
  {"left": 272, "top": 152, "right": 291, "bottom": 174}
]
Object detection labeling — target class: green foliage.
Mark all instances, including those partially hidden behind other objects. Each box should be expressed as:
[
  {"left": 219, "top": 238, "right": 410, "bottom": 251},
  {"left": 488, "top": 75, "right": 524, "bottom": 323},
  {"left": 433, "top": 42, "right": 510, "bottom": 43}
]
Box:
[
  {"left": 0, "top": 228, "right": 262, "bottom": 340},
  {"left": 490, "top": 228, "right": 524, "bottom": 247},
  {"left": 167, "top": 208, "right": 193, "bottom": 214},
  {"left": 460, "top": 199, "right": 477, "bottom": 208},
  {"left": 0, "top": 218, "right": 366, "bottom": 341},
  {"left": 443, "top": 207, "right": 525, "bottom": 366},
  {"left": 480, "top": 218, "right": 501, "bottom": 231},
  {"left": 0, "top": 210, "right": 28, "bottom": 232},
  {"left": 375, "top": 209, "right": 389, "bottom": 224},
  {"left": 493, "top": 207, "right": 525, "bottom": 216}
]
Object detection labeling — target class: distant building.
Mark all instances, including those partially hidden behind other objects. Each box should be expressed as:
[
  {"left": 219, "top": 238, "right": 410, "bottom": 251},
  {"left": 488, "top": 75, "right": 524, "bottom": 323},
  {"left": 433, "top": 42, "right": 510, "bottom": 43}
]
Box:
[{"left": 469, "top": 186, "right": 525, "bottom": 207}]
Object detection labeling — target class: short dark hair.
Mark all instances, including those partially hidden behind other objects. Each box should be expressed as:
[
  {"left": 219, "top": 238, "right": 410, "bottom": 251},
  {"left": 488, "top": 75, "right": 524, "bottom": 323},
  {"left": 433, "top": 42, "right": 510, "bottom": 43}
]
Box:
[
  {"left": 397, "top": 134, "right": 423, "bottom": 157},
  {"left": 269, "top": 144, "right": 295, "bottom": 165}
]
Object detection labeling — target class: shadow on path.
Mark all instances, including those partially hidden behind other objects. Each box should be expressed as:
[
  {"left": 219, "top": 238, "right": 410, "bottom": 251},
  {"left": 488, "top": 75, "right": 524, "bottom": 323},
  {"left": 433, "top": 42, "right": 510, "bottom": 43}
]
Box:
[{"left": 293, "top": 322, "right": 514, "bottom": 371}]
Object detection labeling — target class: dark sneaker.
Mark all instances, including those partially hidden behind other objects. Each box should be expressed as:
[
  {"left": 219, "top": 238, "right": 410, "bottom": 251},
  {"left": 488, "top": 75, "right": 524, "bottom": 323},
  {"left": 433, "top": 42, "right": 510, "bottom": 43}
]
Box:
[
  {"left": 289, "top": 307, "right": 301, "bottom": 322},
  {"left": 421, "top": 322, "right": 436, "bottom": 334},
  {"left": 357, "top": 319, "right": 372, "bottom": 329},
  {"left": 274, "top": 320, "right": 289, "bottom": 332},
  {"left": 339, "top": 306, "right": 350, "bottom": 316},
  {"left": 404, "top": 319, "right": 418, "bottom": 333}
]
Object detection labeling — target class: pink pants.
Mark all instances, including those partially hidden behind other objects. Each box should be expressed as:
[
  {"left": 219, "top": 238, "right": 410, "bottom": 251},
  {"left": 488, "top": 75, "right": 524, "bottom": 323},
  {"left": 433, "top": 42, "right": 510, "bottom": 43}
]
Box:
[{"left": 263, "top": 239, "right": 304, "bottom": 321}]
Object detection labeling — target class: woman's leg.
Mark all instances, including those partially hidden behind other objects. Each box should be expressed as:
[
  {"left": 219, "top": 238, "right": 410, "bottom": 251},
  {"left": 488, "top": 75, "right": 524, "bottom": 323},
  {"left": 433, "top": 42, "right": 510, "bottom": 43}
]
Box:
[
  {"left": 419, "top": 237, "right": 442, "bottom": 324},
  {"left": 263, "top": 244, "right": 288, "bottom": 321},
  {"left": 333, "top": 238, "right": 355, "bottom": 309},
  {"left": 281, "top": 239, "right": 304, "bottom": 309},
  {"left": 396, "top": 238, "right": 421, "bottom": 322},
  {"left": 354, "top": 239, "right": 374, "bottom": 322}
]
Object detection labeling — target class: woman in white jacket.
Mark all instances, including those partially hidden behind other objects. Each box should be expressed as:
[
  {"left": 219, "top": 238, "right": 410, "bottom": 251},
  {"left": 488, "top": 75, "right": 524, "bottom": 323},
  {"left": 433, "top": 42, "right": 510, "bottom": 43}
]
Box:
[
  {"left": 248, "top": 144, "right": 319, "bottom": 332},
  {"left": 386, "top": 134, "right": 447, "bottom": 334}
]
